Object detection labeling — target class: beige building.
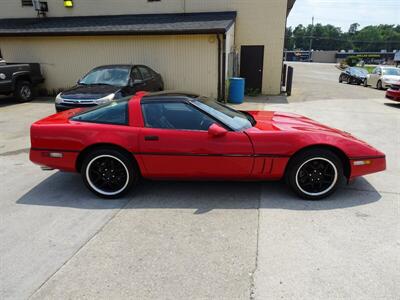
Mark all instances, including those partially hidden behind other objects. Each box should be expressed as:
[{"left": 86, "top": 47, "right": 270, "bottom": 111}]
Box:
[{"left": 0, "top": 0, "right": 296, "bottom": 98}]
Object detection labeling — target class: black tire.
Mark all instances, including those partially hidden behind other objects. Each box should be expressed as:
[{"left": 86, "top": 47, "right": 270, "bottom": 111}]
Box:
[
  {"left": 339, "top": 75, "right": 344, "bottom": 83},
  {"left": 81, "top": 148, "right": 139, "bottom": 199},
  {"left": 377, "top": 80, "right": 383, "bottom": 90},
  {"left": 14, "top": 80, "right": 33, "bottom": 102},
  {"left": 285, "top": 149, "right": 344, "bottom": 200}
]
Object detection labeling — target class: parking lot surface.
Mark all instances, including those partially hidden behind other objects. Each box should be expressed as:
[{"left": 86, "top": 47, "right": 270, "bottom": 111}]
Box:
[{"left": 1, "top": 62, "right": 399, "bottom": 299}]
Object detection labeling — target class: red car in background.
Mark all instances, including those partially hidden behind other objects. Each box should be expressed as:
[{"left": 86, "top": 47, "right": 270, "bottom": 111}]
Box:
[
  {"left": 386, "top": 82, "right": 400, "bottom": 102},
  {"left": 30, "top": 92, "right": 386, "bottom": 200}
]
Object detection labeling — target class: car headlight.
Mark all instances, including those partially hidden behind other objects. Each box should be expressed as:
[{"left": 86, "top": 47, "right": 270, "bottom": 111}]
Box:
[
  {"left": 95, "top": 93, "right": 115, "bottom": 105},
  {"left": 55, "top": 93, "right": 63, "bottom": 104}
]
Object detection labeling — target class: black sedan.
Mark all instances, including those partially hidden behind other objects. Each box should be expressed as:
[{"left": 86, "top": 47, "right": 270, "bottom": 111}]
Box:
[
  {"left": 339, "top": 67, "right": 369, "bottom": 85},
  {"left": 55, "top": 64, "right": 164, "bottom": 112}
]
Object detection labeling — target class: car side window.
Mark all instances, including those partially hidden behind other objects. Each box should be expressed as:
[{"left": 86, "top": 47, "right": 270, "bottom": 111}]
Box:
[
  {"left": 141, "top": 102, "right": 216, "bottom": 131},
  {"left": 372, "top": 68, "right": 378, "bottom": 74},
  {"left": 139, "top": 67, "right": 152, "bottom": 80},
  {"left": 131, "top": 67, "right": 142, "bottom": 81},
  {"left": 71, "top": 100, "right": 128, "bottom": 125}
]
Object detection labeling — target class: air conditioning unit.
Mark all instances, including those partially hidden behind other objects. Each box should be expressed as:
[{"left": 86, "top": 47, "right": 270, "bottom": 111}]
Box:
[{"left": 32, "top": 0, "right": 48, "bottom": 16}]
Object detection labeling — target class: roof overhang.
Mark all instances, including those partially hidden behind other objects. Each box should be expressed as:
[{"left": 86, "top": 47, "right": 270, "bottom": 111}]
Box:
[
  {"left": 0, "top": 11, "right": 236, "bottom": 37},
  {"left": 287, "top": 0, "right": 297, "bottom": 17}
]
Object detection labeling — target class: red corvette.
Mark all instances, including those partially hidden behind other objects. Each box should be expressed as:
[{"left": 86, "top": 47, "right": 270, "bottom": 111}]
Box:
[{"left": 30, "top": 91, "right": 386, "bottom": 200}]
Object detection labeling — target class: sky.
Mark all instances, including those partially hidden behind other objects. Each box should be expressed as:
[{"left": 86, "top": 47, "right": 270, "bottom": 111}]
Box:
[{"left": 287, "top": 0, "right": 400, "bottom": 31}]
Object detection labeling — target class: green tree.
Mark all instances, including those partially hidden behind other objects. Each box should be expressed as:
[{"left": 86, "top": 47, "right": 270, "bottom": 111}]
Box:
[
  {"left": 286, "top": 24, "right": 400, "bottom": 52},
  {"left": 348, "top": 23, "right": 360, "bottom": 35}
]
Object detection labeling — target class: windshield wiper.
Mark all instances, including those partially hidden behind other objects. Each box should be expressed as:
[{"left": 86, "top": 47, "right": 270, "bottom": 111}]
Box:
[{"left": 89, "top": 83, "right": 113, "bottom": 86}]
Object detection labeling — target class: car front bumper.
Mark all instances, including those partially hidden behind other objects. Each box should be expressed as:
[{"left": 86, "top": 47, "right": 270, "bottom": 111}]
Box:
[
  {"left": 382, "top": 81, "right": 398, "bottom": 89},
  {"left": 386, "top": 89, "right": 400, "bottom": 102},
  {"left": 349, "top": 156, "right": 386, "bottom": 180}
]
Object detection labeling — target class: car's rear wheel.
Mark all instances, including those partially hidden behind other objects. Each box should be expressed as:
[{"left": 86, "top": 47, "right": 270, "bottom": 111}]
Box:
[
  {"left": 286, "top": 149, "right": 344, "bottom": 200},
  {"left": 81, "top": 148, "right": 138, "bottom": 199},
  {"left": 339, "top": 75, "right": 344, "bottom": 83}
]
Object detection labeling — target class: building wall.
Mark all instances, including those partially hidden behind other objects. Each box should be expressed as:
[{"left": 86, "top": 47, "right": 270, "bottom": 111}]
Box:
[
  {"left": 311, "top": 51, "right": 337, "bottom": 63},
  {"left": 0, "top": 35, "right": 218, "bottom": 97},
  {"left": 0, "top": 0, "right": 288, "bottom": 95}
]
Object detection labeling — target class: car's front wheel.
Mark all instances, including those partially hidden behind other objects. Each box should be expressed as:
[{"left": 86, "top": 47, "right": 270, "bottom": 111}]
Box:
[
  {"left": 81, "top": 148, "right": 138, "bottom": 198},
  {"left": 377, "top": 80, "right": 383, "bottom": 90},
  {"left": 286, "top": 149, "right": 344, "bottom": 200},
  {"left": 15, "top": 80, "right": 33, "bottom": 102}
]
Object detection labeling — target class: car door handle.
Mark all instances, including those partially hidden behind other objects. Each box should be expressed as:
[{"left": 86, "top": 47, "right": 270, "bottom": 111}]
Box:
[{"left": 144, "top": 135, "right": 159, "bottom": 141}]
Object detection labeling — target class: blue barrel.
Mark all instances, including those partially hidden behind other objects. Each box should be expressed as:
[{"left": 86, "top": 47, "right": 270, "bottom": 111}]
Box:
[{"left": 228, "top": 77, "right": 245, "bottom": 104}]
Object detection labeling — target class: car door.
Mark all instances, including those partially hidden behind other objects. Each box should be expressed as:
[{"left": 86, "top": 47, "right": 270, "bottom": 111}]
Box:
[
  {"left": 369, "top": 67, "right": 380, "bottom": 86},
  {"left": 125, "top": 66, "right": 145, "bottom": 95},
  {"left": 138, "top": 66, "right": 155, "bottom": 91},
  {"left": 137, "top": 100, "right": 254, "bottom": 179}
]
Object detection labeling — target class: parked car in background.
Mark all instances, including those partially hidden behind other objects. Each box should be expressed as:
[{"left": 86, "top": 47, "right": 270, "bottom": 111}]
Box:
[
  {"left": 30, "top": 91, "right": 386, "bottom": 200},
  {"left": 394, "top": 51, "right": 400, "bottom": 68},
  {"left": 365, "top": 66, "right": 400, "bottom": 89},
  {"left": 55, "top": 64, "right": 163, "bottom": 112},
  {"left": 386, "top": 82, "right": 400, "bottom": 102},
  {"left": 0, "top": 57, "right": 44, "bottom": 102},
  {"left": 339, "top": 67, "right": 368, "bottom": 85}
]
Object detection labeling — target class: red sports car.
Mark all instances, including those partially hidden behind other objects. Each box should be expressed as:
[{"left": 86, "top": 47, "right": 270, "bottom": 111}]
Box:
[
  {"left": 386, "top": 82, "right": 400, "bottom": 102},
  {"left": 30, "top": 91, "right": 386, "bottom": 200}
]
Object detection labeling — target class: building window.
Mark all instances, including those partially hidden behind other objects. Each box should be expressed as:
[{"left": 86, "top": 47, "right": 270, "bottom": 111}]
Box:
[
  {"left": 21, "top": 0, "right": 33, "bottom": 6},
  {"left": 148, "top": 0, "right": 161, "bottom": 2}
]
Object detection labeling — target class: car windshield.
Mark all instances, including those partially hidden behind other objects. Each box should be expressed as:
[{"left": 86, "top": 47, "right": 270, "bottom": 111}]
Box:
[
  {"left": 79, "top": 67, "right": 130, "bottom": 86},
  {"left": 382, "top": 68, "right": 400, "bottom": 76},
  {"left": 192, "top": 97, "right": 255, "bottom": 131},
  {"left": 351, "top": 68, "right": 368, "bottom": 76}
]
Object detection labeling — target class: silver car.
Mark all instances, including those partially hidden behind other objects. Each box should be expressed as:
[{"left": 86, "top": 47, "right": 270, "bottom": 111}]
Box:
[{"left": 365, "top": 66, "right": 400, "bottom": 89}]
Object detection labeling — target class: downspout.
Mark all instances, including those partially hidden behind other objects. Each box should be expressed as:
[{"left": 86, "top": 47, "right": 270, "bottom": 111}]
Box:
[
  {"left": 217, "top": 34, "right": 222, "bottom": 101},
  {"left": 222, "top": 33, "right": 227, "bottom": 102}
]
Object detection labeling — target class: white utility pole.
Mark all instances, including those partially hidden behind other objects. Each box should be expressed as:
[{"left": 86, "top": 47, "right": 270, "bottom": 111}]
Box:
[{"left": 309, "top": 16, "right": 314, "bottom": 62}]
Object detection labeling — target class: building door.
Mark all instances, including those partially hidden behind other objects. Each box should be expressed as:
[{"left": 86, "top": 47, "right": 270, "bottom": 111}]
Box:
[{"left": 240, "top": 46, "right": 264, "bottom": 92}]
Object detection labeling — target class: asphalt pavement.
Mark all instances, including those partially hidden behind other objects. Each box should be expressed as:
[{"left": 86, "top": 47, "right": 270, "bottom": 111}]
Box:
[{"left": 0, "top": 62, "right": 399, "bottom": 299}]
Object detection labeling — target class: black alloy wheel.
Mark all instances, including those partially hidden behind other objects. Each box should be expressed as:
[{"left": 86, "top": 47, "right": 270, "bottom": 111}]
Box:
[
  {"left": 81, "top": 148, "right": 139, "bottom": 198},
  {"left": 286, "top": 149, "right": 344, "bottom": 200}
]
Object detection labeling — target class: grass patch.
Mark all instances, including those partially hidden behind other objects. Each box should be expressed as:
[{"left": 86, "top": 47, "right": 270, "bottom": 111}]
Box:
[{"left": 362, "top": 66, "right": 375, "bottom": 74}]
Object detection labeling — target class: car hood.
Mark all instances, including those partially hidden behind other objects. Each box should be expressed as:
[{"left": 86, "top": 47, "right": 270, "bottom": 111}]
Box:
[
  {"left": 61, "top": 84, "right": 120, "bottom": 100},
  {"left": 248, "top": 111, "right": 355, "bottom": 138}
]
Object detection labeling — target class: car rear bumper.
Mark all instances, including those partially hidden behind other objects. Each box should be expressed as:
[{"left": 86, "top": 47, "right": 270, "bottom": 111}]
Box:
[
  {"left": 349, "top": 156, "right": 386, "bottom": 180},
  {"left": 386, "top": 89, "right": 400, "bottom": 101},
  {"left": 30, "top": 148, "right": 79, "bottom": 172}
]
